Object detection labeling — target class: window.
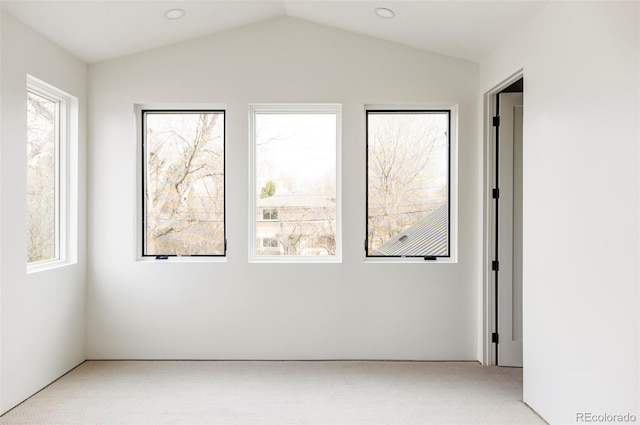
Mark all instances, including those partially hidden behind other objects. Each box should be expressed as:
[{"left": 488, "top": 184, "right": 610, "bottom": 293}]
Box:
[
  {"left": 262, "top": 238, "right": 279, "bottom": 248},
  {"left": 142, "top": 110, "right": 225, "bottom": 257},
  {"left": 26, "top": 76, "right": 76, "bottom": 269},
  {"left": 262, "top": 209, "right": 279, "bottom": 220},
  {"left": 249, "top": 104, "right": 341, "bottom": 262},
  {"left": 366, "top": 108, "right": 453, "bottom": 259}
]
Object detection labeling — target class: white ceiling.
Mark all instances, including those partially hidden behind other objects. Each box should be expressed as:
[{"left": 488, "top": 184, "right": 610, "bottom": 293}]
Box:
[{"left": 1, "top": 1, "right": 549, "bottom": 64}]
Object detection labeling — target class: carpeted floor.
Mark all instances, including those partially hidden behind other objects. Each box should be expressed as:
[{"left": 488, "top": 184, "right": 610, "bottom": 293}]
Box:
[{"left": 0, "top": 360, "right": 546, "bottom": 424}]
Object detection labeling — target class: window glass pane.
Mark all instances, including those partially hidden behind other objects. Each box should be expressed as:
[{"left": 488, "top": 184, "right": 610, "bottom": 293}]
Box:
[
  {"left": 143, "top": 111, "right": 225, "bottom": 256},
  {"left": 367, "top": 111, "right": 449, "bottom": 257},
  {"left": 254, "top": 112, "right": 337, "bottom": 257},
  {"left": 27, "top": 91, "right": 58, "bottom": 263}
]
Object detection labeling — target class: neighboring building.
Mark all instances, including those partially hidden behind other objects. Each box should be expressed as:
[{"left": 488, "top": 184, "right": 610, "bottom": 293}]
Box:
[
  {"left": 372, "top": 204, "right": 448, "bottom": 257},
  {"left": 256, "top": 192, "right": 336, "bottom": 256}
]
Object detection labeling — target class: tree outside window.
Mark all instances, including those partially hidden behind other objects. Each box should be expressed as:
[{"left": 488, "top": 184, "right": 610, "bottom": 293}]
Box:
[
  {"left": 142, "top": 111, "right": 225, "bottom": 256},
  {"left": 27, "top": 90, "right": 58, "bottom": 263},
  {"left": 366, "top": 110, "right": 450, "bottom": 257},
  {"left": 250, "top": 105, "right": 341, "bottom": 261}
]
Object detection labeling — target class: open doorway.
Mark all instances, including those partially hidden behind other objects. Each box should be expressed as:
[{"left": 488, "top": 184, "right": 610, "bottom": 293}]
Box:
[{"left": 484, "top": 72, "right": 524, "bottom": 367}]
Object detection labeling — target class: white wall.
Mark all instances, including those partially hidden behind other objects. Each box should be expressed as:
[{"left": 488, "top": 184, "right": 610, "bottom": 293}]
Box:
[
  {"left": 0, "top": 13, "right": 87, "bottom": 413},
  {"left": 480, "top": 2, "right": 639, "bottom": 423},
  {"left": 87, "top": 17, "right": 482, "bottom": 361}
]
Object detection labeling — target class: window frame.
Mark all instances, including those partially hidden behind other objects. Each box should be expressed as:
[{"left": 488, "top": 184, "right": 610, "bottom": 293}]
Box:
[
  {"left": 26, "top": 75, "right": 78, "bottom": 273},
  {"left": 138, "top": 105, "right": 227, "bottom": 261},
  {"left": 248, "top": 103, "right": 342, "bottom": 263},
  {"left": 365, "top": 104, "right": 458, "bottom": 263}
]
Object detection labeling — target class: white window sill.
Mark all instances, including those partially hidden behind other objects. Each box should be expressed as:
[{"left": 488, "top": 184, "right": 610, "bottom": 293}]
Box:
[
  {"left": 137, "top": 256, "right": 227, "bottom": 263},
  {"left": 364, "top": 257, "right": 457, "bottom": 264},
  {"left": 27, "top": 259, "right": 76, "bottom": 274},
  {"left": 249, "top": 256, "right": 342, "bottom": 264}
]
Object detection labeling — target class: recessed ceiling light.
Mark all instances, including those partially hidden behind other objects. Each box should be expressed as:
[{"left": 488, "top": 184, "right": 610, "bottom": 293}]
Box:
[
  {"left": 375, "top": 7, "right": 395, "bottom": 19},
  {"left": 165, "top": 8, "right": 186, "bottom": 20}
]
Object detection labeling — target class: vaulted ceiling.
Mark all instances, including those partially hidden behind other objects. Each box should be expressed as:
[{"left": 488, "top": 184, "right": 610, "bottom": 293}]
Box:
[{"left": 1, "top": 1, "right": 548, "bottom": 64}]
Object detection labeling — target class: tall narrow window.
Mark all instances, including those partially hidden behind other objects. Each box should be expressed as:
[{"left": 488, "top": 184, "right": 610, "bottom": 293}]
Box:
[
  {"left": 366, "top": 109, "right": 452, "bottom": 258},
  {"left": 249, "top": 104, "right": 341, "bottom": 262},
  {"left": 27, "top": 76, "right": 76, "bottom": 268},
  {"left": 27, "top": 90, "right": 58, "bottom": 263},
  {"left": 142, "top": 110, "right": 225, "bottom": 257}
]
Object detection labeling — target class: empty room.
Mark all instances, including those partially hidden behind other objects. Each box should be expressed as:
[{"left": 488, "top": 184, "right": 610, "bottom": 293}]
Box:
[{"left": 0, "top": 1, "right": 638, "bottom": 424}]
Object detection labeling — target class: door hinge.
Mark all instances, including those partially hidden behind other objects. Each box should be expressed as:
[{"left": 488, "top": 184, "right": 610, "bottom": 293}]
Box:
[
  {"left": 492, "top": 333, "right": 499, "bottom": 344},
  {"left": 493, "top": 116, "right": 500, "bottom": 127},
  {"left": 492, "top": 188, "right": 500, "bottom": 199},
  {"left": 492, "top": 260, "right": 499, "bottom": 271}
]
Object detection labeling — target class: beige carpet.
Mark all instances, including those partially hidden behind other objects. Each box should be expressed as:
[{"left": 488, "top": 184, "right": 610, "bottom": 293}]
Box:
[{"left": 0, "top": 361, "right": 546, "bottom": 425}]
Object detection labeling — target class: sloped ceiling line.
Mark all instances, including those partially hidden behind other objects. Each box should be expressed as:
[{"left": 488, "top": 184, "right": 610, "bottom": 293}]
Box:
[{"left": 1, "top": 1, "right": 548, "bottom": 64}]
